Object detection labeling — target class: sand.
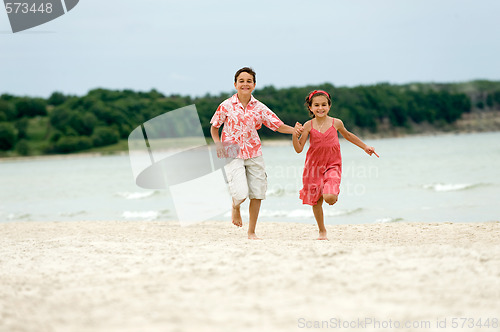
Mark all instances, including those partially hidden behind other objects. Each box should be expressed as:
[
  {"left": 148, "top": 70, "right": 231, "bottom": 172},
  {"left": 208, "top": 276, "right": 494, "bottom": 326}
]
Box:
[{"left": 1, "top": 220, "right": 499, "bottom": 332}]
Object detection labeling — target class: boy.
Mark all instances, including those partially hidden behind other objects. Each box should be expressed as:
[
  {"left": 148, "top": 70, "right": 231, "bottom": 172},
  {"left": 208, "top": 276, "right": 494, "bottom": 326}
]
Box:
[{"left": 210, "top": 67, "right": 300, "bottom": 239}]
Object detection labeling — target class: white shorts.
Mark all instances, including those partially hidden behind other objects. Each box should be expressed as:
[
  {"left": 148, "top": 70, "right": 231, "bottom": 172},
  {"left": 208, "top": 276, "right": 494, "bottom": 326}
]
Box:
[{"left": 224, "top": 156, "right": 267, "bottom": 201}]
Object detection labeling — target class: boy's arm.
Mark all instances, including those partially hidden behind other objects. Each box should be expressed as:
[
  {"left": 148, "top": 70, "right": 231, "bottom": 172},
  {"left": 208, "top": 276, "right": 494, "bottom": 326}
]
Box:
[
  {"left": 277, "top": 122, "right": 305, "bottom": 137},
  {"left": 210, "top": 125, "right": 225, "bottom": 158},
  {"left": 210, "top": 125, "right": 221, "bottom": 143},
  {"left": 210, "top": 103, "right": 227, "bottom": 145},
  {"left": 276, "top": 124, "right": 295, "bottom": 134}
]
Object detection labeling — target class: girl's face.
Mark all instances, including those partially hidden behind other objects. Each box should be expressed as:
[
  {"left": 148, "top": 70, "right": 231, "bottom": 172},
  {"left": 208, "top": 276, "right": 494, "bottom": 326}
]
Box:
[
  {"left": 234, "top": 72, "right": 256, "bottom": 96},
  {"left": 309, "top": 95, "right": 331, "bottom": 118}
]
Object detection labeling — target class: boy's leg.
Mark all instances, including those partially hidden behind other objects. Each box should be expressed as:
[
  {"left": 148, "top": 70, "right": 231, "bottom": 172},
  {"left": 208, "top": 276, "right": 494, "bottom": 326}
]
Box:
[
  {"left": 312, "top": 197, "right": 328, "bottom": 240},
  {"left": 224, "top": 159, "right": 248, "bottom": 227},
  {"left": 248, "top": 199, "right": 261, "bottom": 239},
  {"left": 245, "top": 156, "right": 267, "bottom": 238},
  {"left": 232, "top": 198, "right": 245, "bottom": 227}
]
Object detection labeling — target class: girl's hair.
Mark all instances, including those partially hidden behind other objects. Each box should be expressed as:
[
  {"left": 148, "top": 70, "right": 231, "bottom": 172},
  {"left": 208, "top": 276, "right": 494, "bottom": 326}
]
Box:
[
  {"left": 305, "top": 90, "right": 332, "bottom": 118},
  {"left": 234, "top": 67, "right": 256, "bottom": 83}
]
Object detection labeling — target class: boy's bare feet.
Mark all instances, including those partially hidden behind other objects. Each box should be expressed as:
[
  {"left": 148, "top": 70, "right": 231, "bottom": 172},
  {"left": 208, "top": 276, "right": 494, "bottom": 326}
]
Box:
[
  {"left": 317, "top": 231, "right": 328, "bottom": 240},
  {"left": 232, "top": 205, "right": 242, "bottom": 227},
  {"left": 248, "top": 233, "right": 261, "bottom": 240}
]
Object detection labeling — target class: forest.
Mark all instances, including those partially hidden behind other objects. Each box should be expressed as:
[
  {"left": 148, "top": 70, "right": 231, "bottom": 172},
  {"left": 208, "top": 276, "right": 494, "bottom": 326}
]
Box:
[{"left": 1, "top": 80, "right": 500, "bottom": 156}]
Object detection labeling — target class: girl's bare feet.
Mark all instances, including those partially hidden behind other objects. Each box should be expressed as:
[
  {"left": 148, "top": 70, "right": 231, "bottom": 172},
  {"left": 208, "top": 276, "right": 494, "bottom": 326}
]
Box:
[
  {"left": 317, "top": 230, "right": 328, "bottom": 240},
  {"left": 232, "top": 205, "right": 242, "bottom": 227}
]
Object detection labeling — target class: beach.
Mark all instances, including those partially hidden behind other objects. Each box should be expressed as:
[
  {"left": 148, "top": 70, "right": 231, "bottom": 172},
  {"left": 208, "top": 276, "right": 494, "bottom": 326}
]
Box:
[{"left": 1, "top": 220, "right": 499, "bottom": 332}]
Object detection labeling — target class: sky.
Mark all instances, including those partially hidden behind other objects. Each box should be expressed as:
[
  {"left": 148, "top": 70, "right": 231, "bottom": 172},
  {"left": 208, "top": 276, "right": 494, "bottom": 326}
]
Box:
[{"left": 1, "top": 0, "right": 500, "bottom": 98}]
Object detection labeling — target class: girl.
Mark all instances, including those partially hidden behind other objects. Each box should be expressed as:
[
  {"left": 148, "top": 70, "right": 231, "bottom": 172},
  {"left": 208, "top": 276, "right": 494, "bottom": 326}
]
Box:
[
  {"left": 210, "top": 67, "right": 301, "bottom": 239},
  {"left": 293, "top": 90, "right": 379, "bottom": 240}
]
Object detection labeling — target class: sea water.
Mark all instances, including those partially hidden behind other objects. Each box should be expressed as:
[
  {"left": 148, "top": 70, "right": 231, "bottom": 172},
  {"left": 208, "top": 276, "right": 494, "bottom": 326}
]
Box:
[{"left": 1, "top": 132, "right": 499, "bottom": 224}]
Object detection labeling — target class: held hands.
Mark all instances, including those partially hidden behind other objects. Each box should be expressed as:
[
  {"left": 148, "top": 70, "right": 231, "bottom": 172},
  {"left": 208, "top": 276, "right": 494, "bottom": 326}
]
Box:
[
  {"left": 364, "top": 146, "right": 380, "bottom": 158},
  {"left": 294, "top": 122, "right": 304, "bottom": 137}
]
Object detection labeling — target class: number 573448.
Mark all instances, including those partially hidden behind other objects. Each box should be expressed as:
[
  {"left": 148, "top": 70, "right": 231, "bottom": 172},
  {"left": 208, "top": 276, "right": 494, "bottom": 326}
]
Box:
[
  {"left": 5, "top": 2, "right": 53, "bottom": 14},
  {"left": 451, "top": 318, "right": 498, "bottom": 329}
]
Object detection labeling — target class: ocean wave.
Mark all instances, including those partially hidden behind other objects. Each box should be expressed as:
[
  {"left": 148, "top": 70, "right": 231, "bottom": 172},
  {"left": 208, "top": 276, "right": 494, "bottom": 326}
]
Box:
[
  {"left": 225, "top": 208, "right": 363, "bottom": 219},
  {"left": 375, "top": 217, "right": 404, "bottom": 223},
  {"left": 266, "top": 187, "right": 287, "bottom": 197},
  {"left": 59, "top": 211, "right": 87, "bottom": 217},
  {"left": 122, "top": 210, "right": 158, "bottom": 221},
  {"left": 324, "top": 208, "right": 363, "bottom": 217},
  {"left": 7, "top": 213, "right": 32, "bottom": 221},
  {"left": 266, "top": 187, "right": 302, "bottom": 197},
  {"left": 122, "top": 209, "right": 171, "bottom": 221},
  {"left": 116, "top": 191, "right": 159, "bottom": 200},
  {"left": 422, "top": 183, "right": 486, "bottom": 192}
]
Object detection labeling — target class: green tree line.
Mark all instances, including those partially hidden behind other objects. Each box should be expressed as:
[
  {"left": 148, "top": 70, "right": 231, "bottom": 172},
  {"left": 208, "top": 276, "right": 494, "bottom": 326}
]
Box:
[{"left": 1, "top": 80, "right": 500, "bottom": 156}]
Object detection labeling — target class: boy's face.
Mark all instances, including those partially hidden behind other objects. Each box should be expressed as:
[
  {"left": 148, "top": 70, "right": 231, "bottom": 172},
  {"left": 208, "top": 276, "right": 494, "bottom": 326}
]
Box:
[{"left": 234, "top": 72, "right": 256, "bottom": 96}]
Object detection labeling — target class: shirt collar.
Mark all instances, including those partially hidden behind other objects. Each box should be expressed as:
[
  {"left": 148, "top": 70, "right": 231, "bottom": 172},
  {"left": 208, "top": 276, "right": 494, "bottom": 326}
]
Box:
[{"left": 231, "top": 93, "right": 257, "bottom": 107}]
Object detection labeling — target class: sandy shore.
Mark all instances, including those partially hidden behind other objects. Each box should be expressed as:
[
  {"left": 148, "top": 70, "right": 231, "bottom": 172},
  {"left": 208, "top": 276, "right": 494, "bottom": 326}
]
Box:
[{"left": 1, "top": 221, "right": 499, "bottom": 332}]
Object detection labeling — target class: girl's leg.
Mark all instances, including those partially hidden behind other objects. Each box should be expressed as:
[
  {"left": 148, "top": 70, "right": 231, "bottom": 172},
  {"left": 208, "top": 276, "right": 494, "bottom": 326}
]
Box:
[
  {"left": 248, "top": 199, "right": 261, "bottom": 239},
  {"left": 312, "top": 197, "right": 328, "bottom": 240},
  {"left": 323, "top": 194, "right": 338, "bottom": 205}
]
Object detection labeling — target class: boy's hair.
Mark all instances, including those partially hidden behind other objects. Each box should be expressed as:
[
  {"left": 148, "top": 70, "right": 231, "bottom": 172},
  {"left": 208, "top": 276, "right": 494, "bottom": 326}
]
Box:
[
  {"left": 305, "top": 90, "right": 332, "bottom": 118},
  {"left": 234, "top": 67, "right": 256, "bottom": 83}
]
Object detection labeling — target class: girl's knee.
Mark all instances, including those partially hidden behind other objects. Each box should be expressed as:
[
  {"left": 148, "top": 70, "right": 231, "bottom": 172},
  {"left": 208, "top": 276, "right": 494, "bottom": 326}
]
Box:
[{"left": 323, "top": 194, "right": 338, "bottom": 205}]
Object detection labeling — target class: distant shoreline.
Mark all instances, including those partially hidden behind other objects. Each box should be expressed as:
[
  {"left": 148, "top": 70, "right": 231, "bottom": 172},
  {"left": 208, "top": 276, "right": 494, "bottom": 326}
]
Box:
[{"left": 1, "top": 129, "right": 499, "bottom": 162}]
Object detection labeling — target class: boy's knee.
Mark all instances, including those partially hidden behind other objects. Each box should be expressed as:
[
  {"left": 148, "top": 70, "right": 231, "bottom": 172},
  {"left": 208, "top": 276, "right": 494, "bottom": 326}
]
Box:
[
  {"left": 323, "top": 194, "right": 338, "bottom": 205},
  {"left": 233, "top": 197, "right": 246, "bottom": 207}
]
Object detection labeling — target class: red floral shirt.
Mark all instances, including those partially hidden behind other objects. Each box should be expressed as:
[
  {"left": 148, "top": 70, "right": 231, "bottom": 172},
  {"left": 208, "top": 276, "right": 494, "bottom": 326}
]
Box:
[{"left": 210, "top": 94, "right": 284, "bottom": 159}]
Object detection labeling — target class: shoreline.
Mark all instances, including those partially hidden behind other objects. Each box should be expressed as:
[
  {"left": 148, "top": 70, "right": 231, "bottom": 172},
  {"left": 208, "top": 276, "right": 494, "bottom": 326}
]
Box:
[
  {"left": 1, "top": 129, "right": 498, "bottom": 163},
  {"left": 1, "top": 220, "right": 499, "bottom": 332}
]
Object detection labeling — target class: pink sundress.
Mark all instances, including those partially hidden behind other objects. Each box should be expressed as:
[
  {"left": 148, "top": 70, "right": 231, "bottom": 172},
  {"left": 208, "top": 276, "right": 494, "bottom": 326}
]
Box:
[{"left": 299, "top": 119, "right": 342, "bottom": 205}]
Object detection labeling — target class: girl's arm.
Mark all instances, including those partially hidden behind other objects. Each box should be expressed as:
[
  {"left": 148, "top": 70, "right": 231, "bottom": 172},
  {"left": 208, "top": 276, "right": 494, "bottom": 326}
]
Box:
[
  {"left": 293, "top": 121, "right": 311, "bottom": 153},
  {"left": 334, "top": 118, "right": 379, "bottom": 157}
]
